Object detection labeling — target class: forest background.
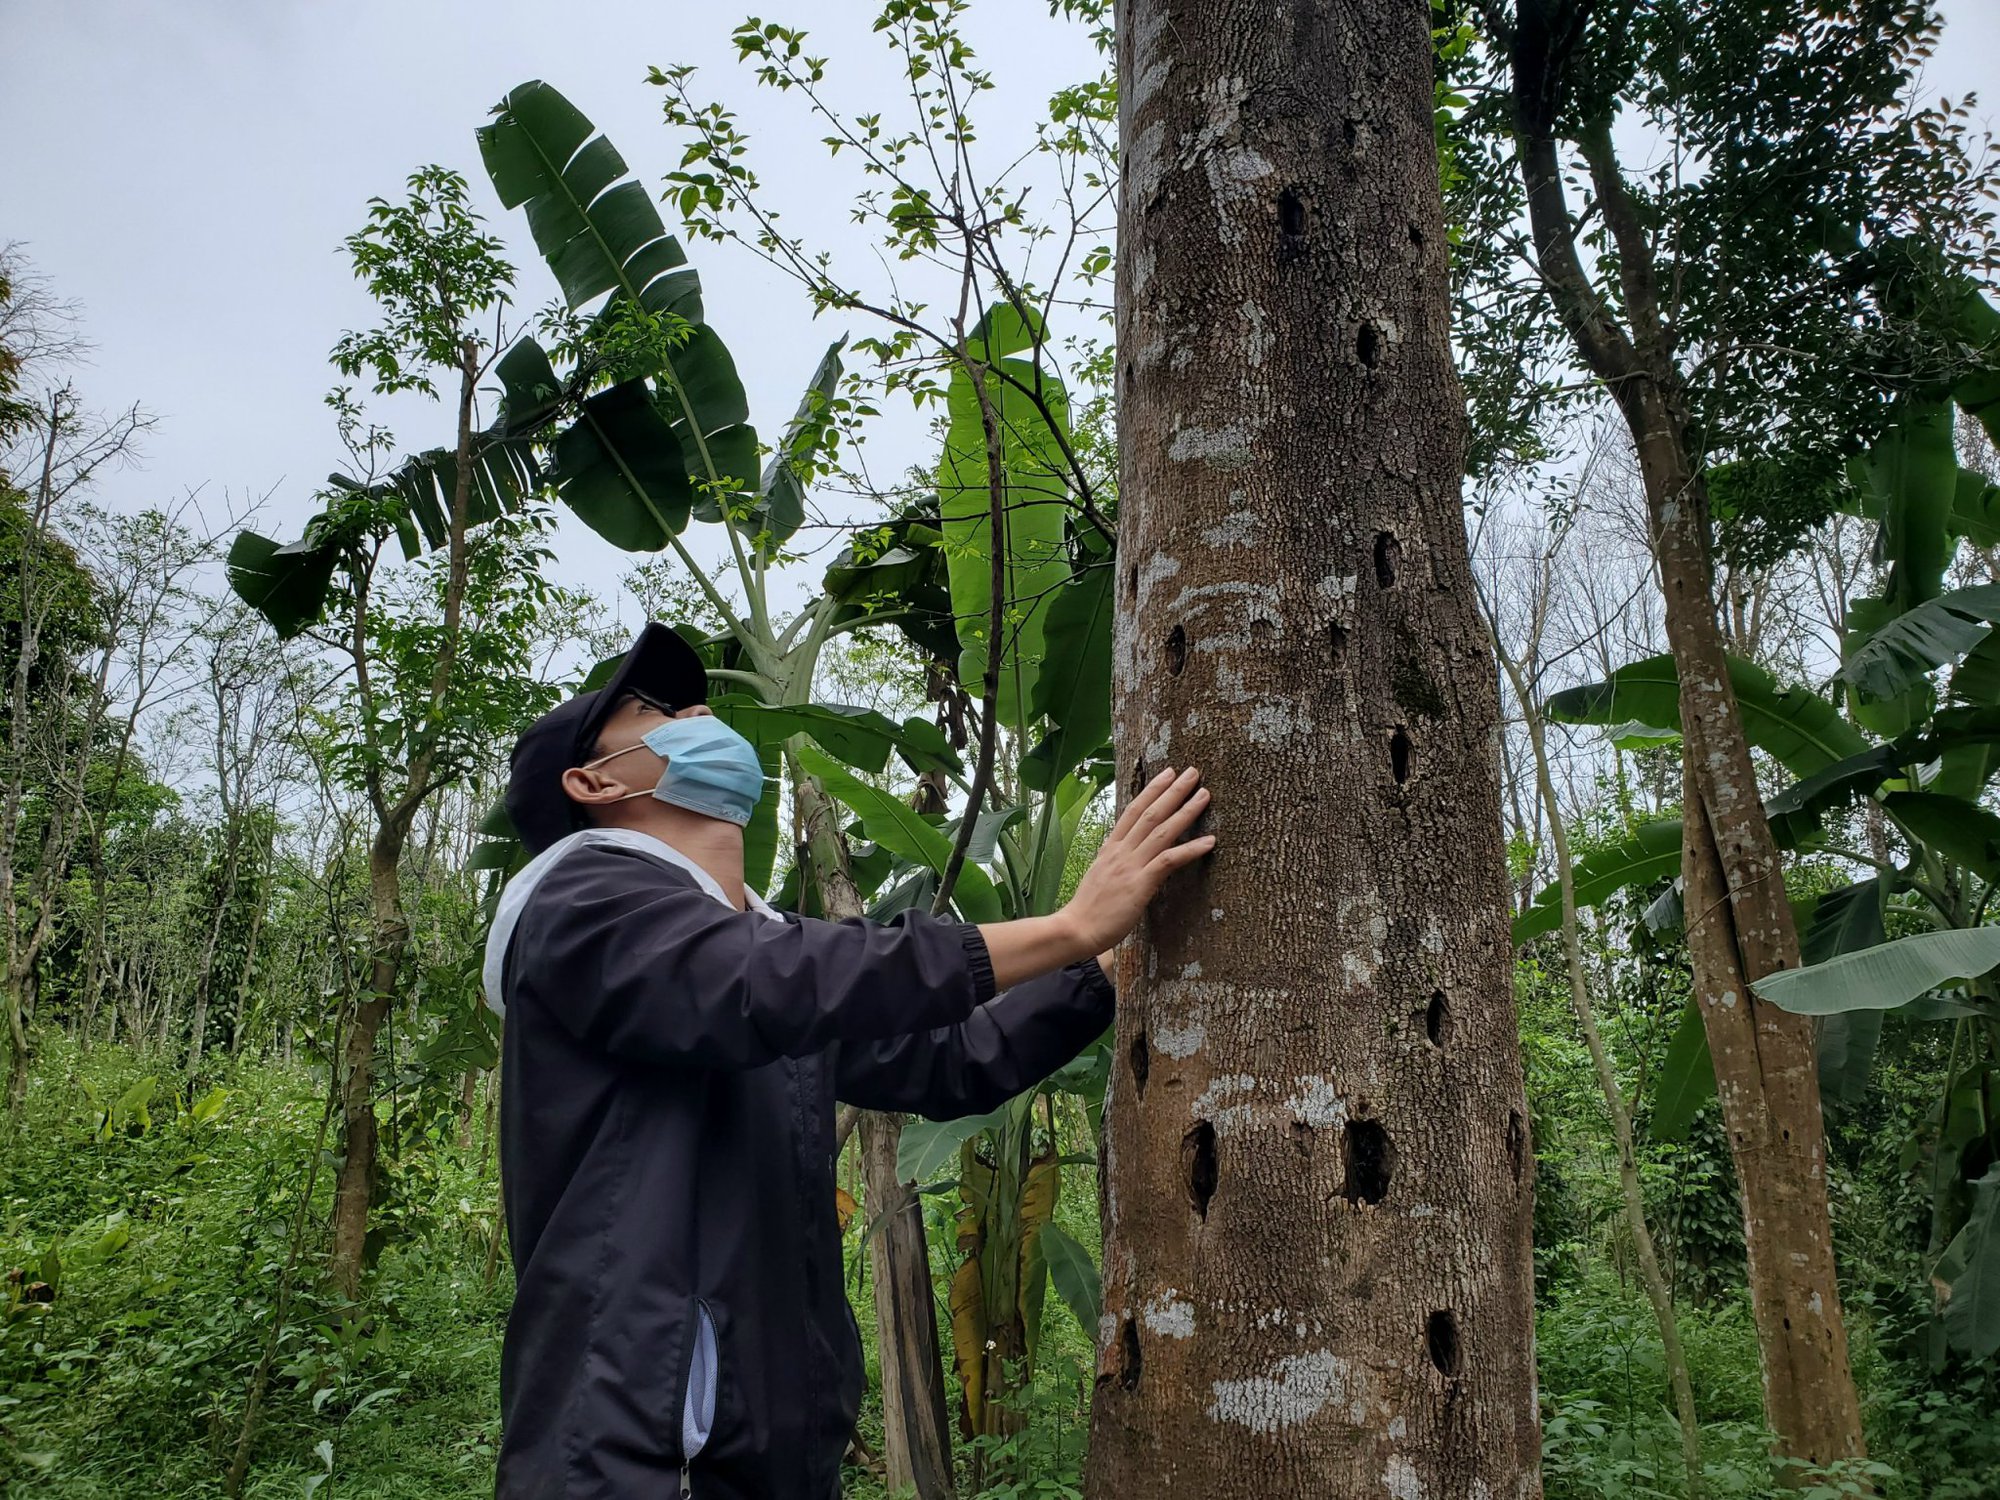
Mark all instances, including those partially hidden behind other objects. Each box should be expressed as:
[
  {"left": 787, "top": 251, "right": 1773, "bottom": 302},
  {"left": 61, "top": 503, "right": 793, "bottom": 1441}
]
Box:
[{"left": 9, "top": 1, "right": 2000, "bottom": 1497}]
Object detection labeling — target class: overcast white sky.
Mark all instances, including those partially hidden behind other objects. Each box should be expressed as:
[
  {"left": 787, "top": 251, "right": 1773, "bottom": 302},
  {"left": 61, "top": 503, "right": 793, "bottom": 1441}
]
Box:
[
  {"left": 4, "top": 0, "right": 1997, "bottom": 658},
  {"left": 0, "top": 0, "right": 1106, "bottom": 641}
]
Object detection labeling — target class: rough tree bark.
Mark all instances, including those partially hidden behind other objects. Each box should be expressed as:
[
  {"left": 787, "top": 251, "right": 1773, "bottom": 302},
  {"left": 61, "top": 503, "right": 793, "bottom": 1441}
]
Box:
[
  {"left": 1085, "top": 2, "right": 1539, "bottom": 1493},
  {"left": 1498, "top": 3, "right": 1866, "bottom": 1468},
  {"left": 794, "top": 770, "right": 956, "bottom": 1500}
]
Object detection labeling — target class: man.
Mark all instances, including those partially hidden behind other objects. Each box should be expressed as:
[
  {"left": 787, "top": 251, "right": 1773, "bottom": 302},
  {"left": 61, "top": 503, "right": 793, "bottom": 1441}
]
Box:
[{"left": 483, "top": 623, "right": 1213, "bottom": 1499}]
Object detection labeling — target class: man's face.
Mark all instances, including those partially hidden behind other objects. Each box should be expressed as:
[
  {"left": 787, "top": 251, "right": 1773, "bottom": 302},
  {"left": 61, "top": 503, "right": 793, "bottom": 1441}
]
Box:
[{"left": 562, "top": 691, "right": 714, "bottom": 811}]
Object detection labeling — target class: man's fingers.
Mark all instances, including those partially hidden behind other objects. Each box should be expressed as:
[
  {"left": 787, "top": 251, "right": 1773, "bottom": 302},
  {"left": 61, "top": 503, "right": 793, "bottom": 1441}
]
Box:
[
  {"left": 1148, "top": 834, "right": 1217, "bottom": 879},
  {"left": 1128, "top": 767, "right": 1201, "bottom": 843},
  {"left": 1139, "top": 785, "right": 1210, "bottom": 856},
  {"left": 1110, "top": 766, "right": 1178, "bottom": 843}
]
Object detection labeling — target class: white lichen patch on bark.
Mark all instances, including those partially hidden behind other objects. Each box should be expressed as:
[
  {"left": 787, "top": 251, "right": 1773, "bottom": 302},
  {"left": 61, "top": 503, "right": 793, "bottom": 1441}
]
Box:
[
  {"left": 1384, "top": 1456, "right": 1426, "bottom": 1499},
  {"left": 1193, "top": 1073, "right": 1257, "bottom": 1125},
  {"left": 1167, "top": 422, "right": 1259, "bottom": 468},
  {"left": 1142, "top": 1290, "right": 1197, "bottom": 1339},
  {"left": 1282, "top": 1076, "right": 1348, "bottom": 1129},
  {"left": 1239, "top": 301, "right": 1272, "bottom": 367},
  {"left": 1153, "top": 1018, "right": 1208, "bottom": 1058},
  {"left": 1136, "top": 552, "right": 1183, "bottom": 608},
  {"left": 1199, "top": 508, "right": 1258, "bottom": 549},
  {"left": 1246, "top": 700, "right": 1312, "bottom": 746},
  {"left": 1207, "top": 1350, "right": 1367, "bottom": 1434}
]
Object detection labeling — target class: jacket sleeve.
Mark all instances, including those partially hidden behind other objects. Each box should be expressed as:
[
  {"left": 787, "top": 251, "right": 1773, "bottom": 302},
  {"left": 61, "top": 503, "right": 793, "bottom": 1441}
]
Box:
[
  {"left": 832, "top": 959, "right": 1115, "bottom": 1120},
  {"left": 509, "top": 846, "right": 997, "bottom": 1068}
]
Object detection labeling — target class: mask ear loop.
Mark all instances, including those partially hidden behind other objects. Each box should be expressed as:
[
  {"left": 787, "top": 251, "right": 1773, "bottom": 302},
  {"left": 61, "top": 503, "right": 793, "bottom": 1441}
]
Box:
[{"left": 577, "top": 739, "right": 670, "bottom": 804}]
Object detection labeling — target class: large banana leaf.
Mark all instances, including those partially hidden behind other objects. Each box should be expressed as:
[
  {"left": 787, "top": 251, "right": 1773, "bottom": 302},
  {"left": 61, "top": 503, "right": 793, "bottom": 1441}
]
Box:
[
  {"left": 1941, "top": 1166, "right": 2000, "bottom": 1359},
  {"left": 950, "top": 1108, "right": 1059, "bottom": 1437},
  {"left": 1650, "top": 999, "right": 1715, "bottom": 1142},
  {"left": 937, "top": 304, "right": 1075, "bottom": 728},
  {"left": 1764, "top": 745, "right": 1900, "bottom": 848},
  {"left": 226, "top": 531, "right": 342, "bottom": 641},
  {"left": 1037, "top": 1222, "right": 1102, "bottom": 1336},
  {"left": 1513, "top": 819, "right": 1681, "bottom": 945},
  {"left": 1840, "top": 583, "right": 2000, "bottom": 701},
  {"left": 1884, "top": 791, "right": 2000, "bottom": 882},
  {"left": 1751, "top": 926, "right": 2000, "bottom": 1016},
  {"left": 550, "top": 381, "right": 692, "bottom": 549},
  {"left": 751, "top": 339, "right": 846, "bottom": 548},
  {"left": 480, "top": 81, "right": 764, "bottom": 552},
  {"left": 824, "top": 508, "right": 960, "bottom": 663},
  {"left": 479, "top": 80, "right": 699, "bottom": 317},
  {"left": 1861, "top": 398, "right": 1958, "bottom": 613},
  {"left": 1951, "top": 467, "right": 2000, "bottom": 548},
  {"left": 794, "top": 744, "right": 1002, "bottom": 922},
  {"left": 1545, "top": 654, "right": 1868, "bottom": 779},
  {"left": 1021, "top": 553, "right": 1114, "bottom": 793},
  {"left": 1647, "top": 878, "right": 1889, "bottom": 1140},
  {"left": 711, "top": 696, "right": 960, "bottom": 778}
]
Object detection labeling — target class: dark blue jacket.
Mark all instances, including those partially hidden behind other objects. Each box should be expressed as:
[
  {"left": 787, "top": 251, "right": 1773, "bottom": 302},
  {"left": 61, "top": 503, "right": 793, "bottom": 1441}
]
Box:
[{"left": 487, "top": 832, "right": 1113, "bottom": 1498}]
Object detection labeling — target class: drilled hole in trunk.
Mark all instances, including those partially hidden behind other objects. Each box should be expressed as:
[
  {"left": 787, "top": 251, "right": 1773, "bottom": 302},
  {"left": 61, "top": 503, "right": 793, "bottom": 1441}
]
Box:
[
  {"left": 1119, "top": 1317, "right": 1143, "bottom": 1391},
  {"left": 1130, "top": 759, "right": 1148, "bottom": 798},
  {"left": 1390, "top": 727, "right": 1414, "bottom": 784},
  {"left": 1374, "top": 531, "right": 1399, "bottom": 587},
  {"left": 1426, "top": 992, "right": 1451, "bottom": 1047},
  {"left": 1507, "top": 1110, "right": 1528, "bottom": 1183},
  {"left": 1165, "top": 623, "right": 1187, "bottom": 676},
  {"left": 1130, "top": 1032, "right": 1150, "bottom": 1099},
  {"left": 1328, "top": 621, "right": 1348, "bottom": 662},
  {"left": 1426, "top": 1310, "right": 1461, "bottom": 1376},
  {"left": 1342, "top": 1118, "right": 1395, "bottom": 1205},
  {"left": 1408, "top": 223, "right": 1425, "bottom": 249},
  {"left": 1183, "top": 1120, "right": 1218, "bottom": 1218},
  {"left": 1356, "top": 321, "right": 1383, "bottom": 368},
  {"left": 1278, "top": 186, "right": 1306, "bottom": 238}
]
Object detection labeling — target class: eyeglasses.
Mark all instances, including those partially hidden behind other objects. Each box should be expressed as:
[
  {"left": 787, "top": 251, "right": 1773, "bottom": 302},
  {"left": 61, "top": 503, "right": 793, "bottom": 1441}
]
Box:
[{"left": 577, "top": 691, "right": 678, "bottom": 770}]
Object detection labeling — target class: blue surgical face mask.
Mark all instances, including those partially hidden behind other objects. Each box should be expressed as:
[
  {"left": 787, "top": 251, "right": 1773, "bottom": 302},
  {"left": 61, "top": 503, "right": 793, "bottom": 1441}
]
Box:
[
  {"left": 600, "top": 712, "right": 764, "bottom": 828},
  {"left": 615, "top": 715, "right": 766, "bottom": 826}
]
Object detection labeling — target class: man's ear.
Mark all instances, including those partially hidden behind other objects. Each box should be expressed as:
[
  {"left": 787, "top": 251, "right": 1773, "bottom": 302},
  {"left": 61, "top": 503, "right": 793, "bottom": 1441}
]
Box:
[{"left": 562, "top": 764, "right": 631, "bottom": 810}]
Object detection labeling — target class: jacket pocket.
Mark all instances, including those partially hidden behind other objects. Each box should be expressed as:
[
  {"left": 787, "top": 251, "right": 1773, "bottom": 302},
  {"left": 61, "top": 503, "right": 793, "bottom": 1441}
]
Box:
[{"left": 680, "top": 1299, "right": 719, "bottom": 1464}]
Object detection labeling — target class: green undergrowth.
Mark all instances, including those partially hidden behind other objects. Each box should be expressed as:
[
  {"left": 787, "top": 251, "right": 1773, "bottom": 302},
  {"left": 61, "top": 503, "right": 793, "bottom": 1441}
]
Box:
[{"left": 0, "top": 1037, "right": 1988, "bottom": 1498}]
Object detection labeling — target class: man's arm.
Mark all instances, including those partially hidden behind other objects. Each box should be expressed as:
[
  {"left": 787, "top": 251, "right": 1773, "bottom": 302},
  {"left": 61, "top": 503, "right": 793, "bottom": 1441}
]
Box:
[
  {"left": 513, "top": 848, "right": 999, "bottom": 1068},
  {"left": 833, "top": 959, "right": 1115, "bottom": 1120},
  {"left": 512, "top": 766, "right": 1209, "bottom": 1069}
]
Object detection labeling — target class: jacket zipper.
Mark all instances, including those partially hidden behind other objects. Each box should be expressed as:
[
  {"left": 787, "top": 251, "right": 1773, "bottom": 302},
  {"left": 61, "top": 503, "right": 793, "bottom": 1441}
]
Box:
[{"left": 680, "top": 1298, "right": 717, "bottom": 1496}]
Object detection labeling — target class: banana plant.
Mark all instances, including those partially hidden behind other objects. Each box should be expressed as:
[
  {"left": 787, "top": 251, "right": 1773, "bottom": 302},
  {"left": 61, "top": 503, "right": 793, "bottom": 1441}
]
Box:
[{"left": 791, "top": 302, "right": 1115, "bottom": 1441}]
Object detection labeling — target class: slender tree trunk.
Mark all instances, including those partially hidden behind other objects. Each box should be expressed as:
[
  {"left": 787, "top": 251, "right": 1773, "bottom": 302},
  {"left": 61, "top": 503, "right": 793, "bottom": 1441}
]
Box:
[
  {"left": 1086, "top": 2, "right": 1538, "bottom": 1492},
  {"left": 1640, "top": 395, "right": 1863, "bottom": 1474},
  {"left": 329, "top": 825, "right": 409, "bottom": 1302},
  {"left": 1499, "top": 20, "right": 1868, "bottom": 1466},
  {"left": 1495, "top": 632, "right": 1703, "bottom": 1497},
  {"left": 795, "top": 769, "right": 956, "bottom": 1500}
]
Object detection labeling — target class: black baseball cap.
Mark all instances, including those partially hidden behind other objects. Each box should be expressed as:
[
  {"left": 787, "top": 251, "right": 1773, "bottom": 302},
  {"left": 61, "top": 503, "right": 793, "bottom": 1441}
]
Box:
[{"left": 505, "top": 622, "right": 711, "bottom": 855}]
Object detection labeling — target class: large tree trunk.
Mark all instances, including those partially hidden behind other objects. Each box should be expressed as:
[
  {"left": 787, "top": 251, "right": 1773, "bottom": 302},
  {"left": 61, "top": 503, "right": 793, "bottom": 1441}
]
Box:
[
  {"left": 329, "top": 826, "right": 409, "bottom": 1302},
  {"left": 793, "top": 771, "right": 956, "bottom": 1499},
  {"left": 1086, "top": 2, "right": 1538, "bottom": 1492}
]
